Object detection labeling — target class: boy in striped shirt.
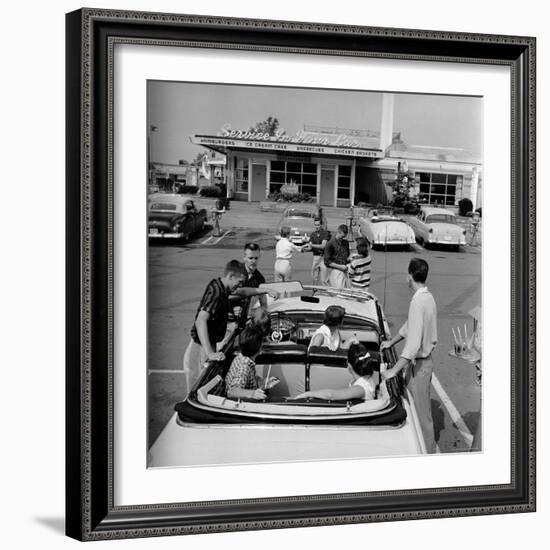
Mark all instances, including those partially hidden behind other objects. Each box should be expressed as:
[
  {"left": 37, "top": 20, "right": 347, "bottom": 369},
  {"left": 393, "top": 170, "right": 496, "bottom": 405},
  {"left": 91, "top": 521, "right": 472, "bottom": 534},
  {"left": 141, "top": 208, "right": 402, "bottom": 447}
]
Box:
[{"left": 347, "top": 238, "right": 371, "bottom": 289}]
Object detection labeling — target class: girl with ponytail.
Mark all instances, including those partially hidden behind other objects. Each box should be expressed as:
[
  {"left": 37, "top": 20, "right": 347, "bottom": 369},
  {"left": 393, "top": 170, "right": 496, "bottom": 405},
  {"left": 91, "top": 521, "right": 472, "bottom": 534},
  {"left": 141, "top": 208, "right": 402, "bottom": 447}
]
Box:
[{"left": 294, "top": 343, "right": 379, "bottom": 401}]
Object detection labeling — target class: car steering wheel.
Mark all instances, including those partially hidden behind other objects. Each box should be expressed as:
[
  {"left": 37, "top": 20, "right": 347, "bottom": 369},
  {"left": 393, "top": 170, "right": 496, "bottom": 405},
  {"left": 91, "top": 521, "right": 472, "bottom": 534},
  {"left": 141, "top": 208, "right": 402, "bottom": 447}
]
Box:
[{"left": 268, "top": 312, "right": 297, "bottom": 343}]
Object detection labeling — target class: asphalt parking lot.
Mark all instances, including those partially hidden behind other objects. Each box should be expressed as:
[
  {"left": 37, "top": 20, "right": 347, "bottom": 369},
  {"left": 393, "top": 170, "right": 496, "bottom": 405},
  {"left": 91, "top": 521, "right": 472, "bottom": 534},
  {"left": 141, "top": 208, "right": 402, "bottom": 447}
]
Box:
[{"left": 148, "top": 204, "right": 481, "bottom": 454}]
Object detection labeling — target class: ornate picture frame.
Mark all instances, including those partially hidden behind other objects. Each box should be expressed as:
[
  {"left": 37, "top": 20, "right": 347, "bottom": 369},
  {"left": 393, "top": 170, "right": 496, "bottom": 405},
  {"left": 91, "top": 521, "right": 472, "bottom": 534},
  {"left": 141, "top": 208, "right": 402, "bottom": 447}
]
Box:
[{"left": 66, "top": 8, "right": 536, "bottom": 541}]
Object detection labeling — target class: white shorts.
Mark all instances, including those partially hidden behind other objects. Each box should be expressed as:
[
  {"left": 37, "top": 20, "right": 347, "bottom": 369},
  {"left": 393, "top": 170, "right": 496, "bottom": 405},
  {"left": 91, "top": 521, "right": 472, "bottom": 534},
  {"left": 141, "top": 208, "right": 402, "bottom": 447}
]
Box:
[{"left": 274, "top": 259, "right": 292, "bottom": 282}]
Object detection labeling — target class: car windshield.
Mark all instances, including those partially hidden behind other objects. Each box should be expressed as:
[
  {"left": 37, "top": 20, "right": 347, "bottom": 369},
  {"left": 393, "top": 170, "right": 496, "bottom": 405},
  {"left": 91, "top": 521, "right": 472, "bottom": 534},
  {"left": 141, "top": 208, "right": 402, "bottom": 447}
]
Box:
[
  {"left": 284, "top": 310, "right": 379, "bottom": 332},
  {"left": 150, "top": 202, "right": 178, "bottom": 211},
  {"left": 285, "top": 210, "right": 316, "bottom": 218},
  {"left": 426, "top": 214, "right": 456, "bottom": 224}
]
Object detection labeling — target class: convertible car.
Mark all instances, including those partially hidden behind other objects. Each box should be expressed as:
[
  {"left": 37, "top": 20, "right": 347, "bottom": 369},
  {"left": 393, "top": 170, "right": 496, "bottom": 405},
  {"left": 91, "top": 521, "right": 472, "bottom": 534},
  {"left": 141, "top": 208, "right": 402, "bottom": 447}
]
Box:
[
  {"left": 149, "top": 283, "right": 427, "bottom": 467},
  {"left": 276, "top": 204, "right": 321, "bottom": 245},
  {"left": 148, "top": 193, "right": 207, "bottom": 240},
  {"left": 358, "top": 207, "right": 416, "bottom": 248},
  {"left": 408, "top": 206, "right": 467, "bottom": 250}
]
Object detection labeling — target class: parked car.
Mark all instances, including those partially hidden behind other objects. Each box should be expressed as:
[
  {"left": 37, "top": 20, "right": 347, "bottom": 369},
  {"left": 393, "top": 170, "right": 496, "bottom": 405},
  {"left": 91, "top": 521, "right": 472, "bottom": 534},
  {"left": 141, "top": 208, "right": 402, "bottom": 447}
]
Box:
[
  {"left": 149, "top": 282, "right": 427, "bottom": 467},
  {"left": 276, "top": 204, "right": 321, "bottom": 245},
  {"left": 148, "top": 193, "right": 207, "bottom": 240},
  {"left": 408, "top": 207, "right": 467, "bottom": 250},
  {"left": 358, "top": 207, "right": 416, "bottom": 248}
]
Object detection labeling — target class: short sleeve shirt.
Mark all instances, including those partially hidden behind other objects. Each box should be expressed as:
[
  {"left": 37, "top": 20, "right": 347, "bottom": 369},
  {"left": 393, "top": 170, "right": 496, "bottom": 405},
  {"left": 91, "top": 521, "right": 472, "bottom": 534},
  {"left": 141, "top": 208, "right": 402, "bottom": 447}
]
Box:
[
  {"left": 243, "top": 268, "right": 265, "bottom": 289},
  {"left": 324, "top": 237, "right": 350, "bottom": 267},
  {"left": 347, "top": 253, "right": 372, "bottom": 288},
  {"left": 309, "top": 229, "right": 331, "bottom": 255},
  {"left": 190, "top": 278, "right": 230, "bottom": 346},
  {"left": 308, "top": 324, "right": 341, "bottom": 351},
  {"left": 276, "top": 238, "right": 300, "bottom": 259},
  {"left": 352, "top": 376, "right": 377, "bottom": 400},
  {"left": 225, "top": 353, "right": 258, "bottom": 394}
]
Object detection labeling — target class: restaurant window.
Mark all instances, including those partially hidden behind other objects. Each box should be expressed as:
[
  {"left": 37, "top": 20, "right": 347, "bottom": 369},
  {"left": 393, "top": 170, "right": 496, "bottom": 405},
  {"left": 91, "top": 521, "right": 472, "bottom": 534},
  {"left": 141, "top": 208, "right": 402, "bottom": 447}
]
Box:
[
  {"left": 337, "top": 165, "right": 352, "bottom": 199},
  {"left": 417, "top": 172, "right": 461, "bottom": 206},
  {"left": 234, "top": 158, "right": 249, "bottom": 193},
  {"left": 269, "top": 160, "right": 317, "bottom": 196}
]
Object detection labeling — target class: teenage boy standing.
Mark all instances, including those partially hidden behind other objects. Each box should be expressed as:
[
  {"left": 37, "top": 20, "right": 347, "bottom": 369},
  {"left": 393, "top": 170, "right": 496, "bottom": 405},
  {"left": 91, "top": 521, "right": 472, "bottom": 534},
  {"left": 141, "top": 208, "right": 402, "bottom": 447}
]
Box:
[
  {"left": 380, "top": 258, "right": 438, "bottom": 453},
  {"left": 182, "top": 260, "right": 247, "bottom": 396}
]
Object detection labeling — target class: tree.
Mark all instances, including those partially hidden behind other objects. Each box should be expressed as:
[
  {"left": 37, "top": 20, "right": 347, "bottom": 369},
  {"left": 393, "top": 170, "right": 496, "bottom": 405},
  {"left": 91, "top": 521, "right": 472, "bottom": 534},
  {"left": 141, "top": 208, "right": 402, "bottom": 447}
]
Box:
[
  {"left": 250, "top": 116, "right": 281, "bottom": 136},
  {"left": 389, "top": 164, "right": 422, "bottom": 213}
]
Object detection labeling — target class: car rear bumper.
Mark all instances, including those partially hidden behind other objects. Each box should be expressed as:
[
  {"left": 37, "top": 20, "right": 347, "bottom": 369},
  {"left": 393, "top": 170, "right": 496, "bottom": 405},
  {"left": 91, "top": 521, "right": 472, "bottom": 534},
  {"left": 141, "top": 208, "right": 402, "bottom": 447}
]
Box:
[
  {"left": 374, "top": 238, "right": 415, "bottom": 245},
  {"left": 427, "top": 237, "right": 466, "bottom": 245},
  {"left": 148, "top": 231, "right": 185, "bottom": 238}
]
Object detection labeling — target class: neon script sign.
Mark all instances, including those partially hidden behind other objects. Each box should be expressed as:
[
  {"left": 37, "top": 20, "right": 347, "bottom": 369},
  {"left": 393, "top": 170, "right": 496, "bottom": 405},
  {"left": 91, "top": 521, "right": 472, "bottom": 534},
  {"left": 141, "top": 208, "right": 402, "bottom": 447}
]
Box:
[{"left": 218, "top": 124, "right": 364, "bottom": 149}]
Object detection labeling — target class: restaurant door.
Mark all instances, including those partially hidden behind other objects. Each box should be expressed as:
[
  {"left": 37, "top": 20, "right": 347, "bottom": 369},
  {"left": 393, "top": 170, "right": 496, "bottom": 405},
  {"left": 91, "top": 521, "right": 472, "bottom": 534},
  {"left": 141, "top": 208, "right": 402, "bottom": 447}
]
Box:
[
  {"left": 320, "top": 167, "right": 335, "bottom": 207},
  {"left": 250, "top": 164, "right": 267, "bottom": 202}
]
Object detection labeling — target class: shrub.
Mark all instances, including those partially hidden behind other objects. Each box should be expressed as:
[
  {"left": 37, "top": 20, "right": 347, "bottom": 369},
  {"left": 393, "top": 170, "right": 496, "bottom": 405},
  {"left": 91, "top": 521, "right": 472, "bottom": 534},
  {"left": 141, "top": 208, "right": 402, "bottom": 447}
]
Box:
[
  {"left": 267, "top": 191, "right": 314, "bottom": 203},
  {"left": 458, "top": 198, "right": 473, "bottom": 216}
]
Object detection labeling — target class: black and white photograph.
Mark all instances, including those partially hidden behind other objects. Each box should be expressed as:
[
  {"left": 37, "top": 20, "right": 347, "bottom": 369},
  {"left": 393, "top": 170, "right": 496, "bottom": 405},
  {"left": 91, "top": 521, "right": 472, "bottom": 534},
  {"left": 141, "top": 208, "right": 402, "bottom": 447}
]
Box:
[
  {"left": 146, "top": 82, "right": 483, "bottom": 468},
  {"left": 3, "top": 0, "right": 542, "bottom": 547}
]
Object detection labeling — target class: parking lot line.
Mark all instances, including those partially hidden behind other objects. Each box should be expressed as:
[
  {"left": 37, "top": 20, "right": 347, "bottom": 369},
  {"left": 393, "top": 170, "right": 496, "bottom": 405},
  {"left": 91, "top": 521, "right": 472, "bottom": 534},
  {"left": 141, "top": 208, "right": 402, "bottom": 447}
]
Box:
[
  {"left": 212, "top": 230, "right": 230, "bottom": 245},
  {"left": 201, "top": 235, "right": 213, "bottom": 245},
  {"left": 431, "top": 373, "right": 474, "bottom": 446}
]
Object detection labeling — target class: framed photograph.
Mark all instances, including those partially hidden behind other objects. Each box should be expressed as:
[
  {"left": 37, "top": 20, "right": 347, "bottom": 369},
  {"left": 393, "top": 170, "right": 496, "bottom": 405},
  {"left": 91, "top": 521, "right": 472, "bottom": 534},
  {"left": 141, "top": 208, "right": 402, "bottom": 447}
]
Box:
[{"left": 66, "top": 8, "right": 536, "bottom": 541}]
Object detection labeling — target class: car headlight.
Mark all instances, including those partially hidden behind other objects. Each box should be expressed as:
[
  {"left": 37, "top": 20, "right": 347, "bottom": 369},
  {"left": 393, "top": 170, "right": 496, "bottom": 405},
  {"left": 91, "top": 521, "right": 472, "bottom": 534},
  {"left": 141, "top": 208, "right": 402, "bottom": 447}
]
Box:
[{"left": 172, "top": 223, "right": 180, "bottom": 231}]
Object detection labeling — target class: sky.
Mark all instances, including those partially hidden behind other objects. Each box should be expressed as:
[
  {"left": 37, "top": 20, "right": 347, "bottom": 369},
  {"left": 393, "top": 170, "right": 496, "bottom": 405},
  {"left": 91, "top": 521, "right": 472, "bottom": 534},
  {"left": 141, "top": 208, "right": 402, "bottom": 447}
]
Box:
[{"left": 147, "top": 80, "right": 483, "bottom": 165}]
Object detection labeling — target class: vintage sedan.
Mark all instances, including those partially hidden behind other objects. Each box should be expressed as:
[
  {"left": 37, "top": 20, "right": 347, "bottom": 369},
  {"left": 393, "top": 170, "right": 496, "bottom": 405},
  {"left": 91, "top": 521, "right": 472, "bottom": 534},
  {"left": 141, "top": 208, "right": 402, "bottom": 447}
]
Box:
[
  {"left": 358, "top": 207, "right": 416, "bottom": 248},
  {"left": 408, "top": 207, "right": 467, "bottom": 250},
  {"left": 276, "top": 204, "right": 321, "bottom": 245},
  {"left": 149, "top": 282, "right": 427, "bottom": 467},
  {"left": 148, "top": 193, "right": 207, "bottom": 240}
]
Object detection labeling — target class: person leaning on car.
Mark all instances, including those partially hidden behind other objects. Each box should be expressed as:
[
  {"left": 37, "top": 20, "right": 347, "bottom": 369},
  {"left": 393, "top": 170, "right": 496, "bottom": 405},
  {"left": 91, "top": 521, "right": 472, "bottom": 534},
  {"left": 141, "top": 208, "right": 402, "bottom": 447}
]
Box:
[
  {"left": 380, "top": 257, "right": 438, "bottom": 453},
  {"left": 233, "top": 242, "right": 278, "bottom": 308},
  {"left": 308, "top": 217, "right": 331, "bottom": 286},
  {"left": 324, "top": 224, "right": 351, "bottom": 289},
  {"left": 182, "top": 260, "right": 247, "bottom": 397}
]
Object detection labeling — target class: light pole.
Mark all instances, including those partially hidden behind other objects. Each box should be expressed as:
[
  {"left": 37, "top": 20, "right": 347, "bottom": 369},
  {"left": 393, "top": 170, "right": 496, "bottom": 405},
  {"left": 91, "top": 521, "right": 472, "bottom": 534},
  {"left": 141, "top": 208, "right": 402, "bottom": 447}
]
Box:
[{"left": 148, "top": 125, "right": 158, "bottom": 188}]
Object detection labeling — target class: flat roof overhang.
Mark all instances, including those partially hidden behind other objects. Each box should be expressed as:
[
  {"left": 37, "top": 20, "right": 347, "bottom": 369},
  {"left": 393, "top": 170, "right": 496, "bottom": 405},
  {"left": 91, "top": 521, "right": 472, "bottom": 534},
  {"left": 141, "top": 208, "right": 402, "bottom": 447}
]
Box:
[{"left": 191, "top": 135, "right": 384, "bottom": 160}]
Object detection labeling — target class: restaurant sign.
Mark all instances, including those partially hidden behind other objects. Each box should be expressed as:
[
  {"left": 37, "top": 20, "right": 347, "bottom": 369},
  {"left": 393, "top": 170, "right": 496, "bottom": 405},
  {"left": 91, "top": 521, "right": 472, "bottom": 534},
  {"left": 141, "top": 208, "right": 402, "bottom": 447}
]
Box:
[{"left": 191, "top": 125, "right": 383, "bottom": 158}]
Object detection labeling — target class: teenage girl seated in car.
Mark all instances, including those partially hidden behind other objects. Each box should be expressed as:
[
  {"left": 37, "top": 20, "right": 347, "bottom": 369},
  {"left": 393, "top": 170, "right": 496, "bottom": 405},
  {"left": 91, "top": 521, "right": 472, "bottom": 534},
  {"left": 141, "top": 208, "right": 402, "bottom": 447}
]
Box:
[
  {"left": 294, "top": 343, "right": 380, "bottom": 401},
  {"left": 308, "top": 305, "right": 355, "bottom": 351},
  {"left": 225, "top": 326, "right": 278, "bottom": 400}
]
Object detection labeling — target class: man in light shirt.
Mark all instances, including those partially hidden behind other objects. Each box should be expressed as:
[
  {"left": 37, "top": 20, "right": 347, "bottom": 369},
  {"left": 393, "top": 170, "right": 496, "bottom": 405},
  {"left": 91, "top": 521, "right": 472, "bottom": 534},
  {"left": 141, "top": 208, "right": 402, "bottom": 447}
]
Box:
[{"left": 380, "top": 257, "right": 438, "bottom": 453}]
